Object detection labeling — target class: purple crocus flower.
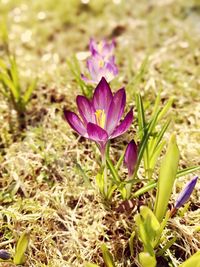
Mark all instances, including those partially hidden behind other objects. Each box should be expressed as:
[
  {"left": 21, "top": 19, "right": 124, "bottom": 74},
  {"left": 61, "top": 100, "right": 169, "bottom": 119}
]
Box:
[
  {"left": 81, "top": 54, "right": 118, "bottom": 84},
  {"left": 89, "top": 38, "right": 116, "bottom": 59},
  {"left": 175, "top": 176, "right": 198, "bottom": 209},
  {"left": 124, "top": 140, "right": 138, "bottom": 177},
  {"left": 81, "top": 39, "right": 118, "bottom": 84},
  {"left": 64, "top": 77, "right": 133, "bottom": 154}
]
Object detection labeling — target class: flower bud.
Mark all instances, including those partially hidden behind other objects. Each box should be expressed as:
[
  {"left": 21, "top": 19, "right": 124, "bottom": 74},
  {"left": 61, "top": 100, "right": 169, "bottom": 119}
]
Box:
[
  {"left": 0, "top": 249, "right": 11, "bottom": 260},
  {"left": 124, "top": 140, "right": 138, "bottom": 177},
  {"left": 175, "top": 176, "right": 198, "bottom": 209}
]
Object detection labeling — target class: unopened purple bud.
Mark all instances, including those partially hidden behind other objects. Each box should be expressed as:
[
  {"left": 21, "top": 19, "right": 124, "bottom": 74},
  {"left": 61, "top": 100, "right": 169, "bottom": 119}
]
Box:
[
  {"left": 0, "top": 249, "right": 11, "bottom": 260},
  {"left": 124, "top": 140, "right": 138, "bottom": 177},
  {"left": 175, "top": 176, "right": 198, "bottom": 209}
]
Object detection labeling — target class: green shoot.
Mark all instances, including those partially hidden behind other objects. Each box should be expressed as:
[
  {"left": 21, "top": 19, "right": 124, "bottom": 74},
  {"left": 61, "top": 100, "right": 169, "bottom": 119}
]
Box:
[
  {"left": 66, "top": 56, "right": 93, "bottom": 98},
  {"left": 101, "top": 244, "right": 116, "bottom": 267},
  {"left": 154, "top": 134, "right": 180, "bottom": 222},
  {"left": 0, "top": 56, "right": 37, "bottom": 129},
  {"left": 138, "top": 252, "right": 156, "bottom": 267},
  {"left": 179, "top": 251, "right": 200, "bottom": 267},
  {"left": 13, "top": 230, "right": 30, "bottom": 265}
]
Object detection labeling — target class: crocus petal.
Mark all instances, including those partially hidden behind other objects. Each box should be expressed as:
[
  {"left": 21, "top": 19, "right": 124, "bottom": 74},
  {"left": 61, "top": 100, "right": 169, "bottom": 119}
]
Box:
[
  {"left": 89, "top": 38, "right": 98, "bottom": 56},
  {"left": 63, "top": 109, "right": 87, "bottom": 137},
  {"left": 90, "top": 39, "right": 116, "bottom": 58},
  {"left": 82, "top": 39, "right": 118, "bottom": 84},
  {"left": 106, "top": 88, "right": 126, "bottom": 134},
  {"left": 175, "top": 176, "right": 198, "bottom": 209},
  {"left": 98, "top": 60, "right": 118, "bottom": 83},
  {"left": 124, "top": 140, "right": 138, "bottom": 177},
  {"left": 110, "top": 108, "right": 133, "bottom": 139},
  {"left": 103, "top": 40, "right": 116, "bottom": 56},
  {"left": 105, "top": 60, "right": 118, "bottom": 76},
  {"left": 92, "top": 77, "right": 113, "bottom": 113},
  {"left": 81, "top": 74, "right": 95, "bottom": 84},
  {"left": 76, "top": 95, "right": 95, "bottom": 124},
  {"left": 87, "top": 57, "right": 100, "bottom": 82},
  {"left": 87, "top": 122, "right": 108, "bottom": 142}
]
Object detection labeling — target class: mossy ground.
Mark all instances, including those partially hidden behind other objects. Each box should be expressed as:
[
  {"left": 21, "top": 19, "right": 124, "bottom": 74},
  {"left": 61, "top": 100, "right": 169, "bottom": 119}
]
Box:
[{"left": 0, "top": 0, "right": 200, "bottom": 266}]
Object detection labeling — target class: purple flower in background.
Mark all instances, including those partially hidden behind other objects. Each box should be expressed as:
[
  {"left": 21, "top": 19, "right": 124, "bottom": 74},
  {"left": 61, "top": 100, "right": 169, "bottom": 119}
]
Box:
[
  {"left": 81, "top": 55, "right": 118, "bottom": 84},
  {"left": 81, "top": 39, "right": 118, "bottom": 84},
  {"left": 175, "top": 176, "right": 198, "bottom": 209},
  {"left": 124, "top": 140, "right": 138, "bottom": 177},
  {"left": 89, "top": 38, "right": 116, "bottom": 58},
  {"left": 64, "top": 77, "right": 133, "bottom": 154}
]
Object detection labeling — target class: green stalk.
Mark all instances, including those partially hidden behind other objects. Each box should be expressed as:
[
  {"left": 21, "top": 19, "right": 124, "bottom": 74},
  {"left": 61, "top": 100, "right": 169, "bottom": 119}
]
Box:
[
  {"left": 133, "top": 181, "right": 157, "bottom": 197},
  {"left": 102, "top": 144, "right": 108, "bottom": 198}
]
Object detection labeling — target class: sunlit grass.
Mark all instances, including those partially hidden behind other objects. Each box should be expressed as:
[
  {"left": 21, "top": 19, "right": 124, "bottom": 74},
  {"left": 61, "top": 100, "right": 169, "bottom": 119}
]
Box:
[{"left": 0, "top": 0, "right": 199, "bottom": 266}]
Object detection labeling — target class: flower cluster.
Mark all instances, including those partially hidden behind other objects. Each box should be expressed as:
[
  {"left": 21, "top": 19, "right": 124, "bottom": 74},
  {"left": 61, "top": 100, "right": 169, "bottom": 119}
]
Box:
[
  {"left": 81, "top": 39, "right": 118, "bottom": 84},
  {"left": 64, "top": 38, "right": 138, "bottom": 199},
  {"left": 64, "top": 38, "right": 198, "bottom": 206}
]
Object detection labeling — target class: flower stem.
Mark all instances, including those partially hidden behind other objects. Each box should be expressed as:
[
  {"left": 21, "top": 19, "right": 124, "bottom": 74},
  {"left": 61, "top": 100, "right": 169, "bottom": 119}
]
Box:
[{"left": 101, "top": 148, "right": 108, "bottom": 198}]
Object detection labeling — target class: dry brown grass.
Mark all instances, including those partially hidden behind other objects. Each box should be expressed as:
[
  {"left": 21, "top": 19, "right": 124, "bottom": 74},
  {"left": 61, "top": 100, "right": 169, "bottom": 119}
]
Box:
[{"left": 0, "top": 0, "right": 200, "bottom": 266}]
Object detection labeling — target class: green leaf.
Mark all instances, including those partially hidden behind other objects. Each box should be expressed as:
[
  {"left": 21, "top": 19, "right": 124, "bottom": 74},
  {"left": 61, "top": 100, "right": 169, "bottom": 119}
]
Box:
[
  {"left": 177, "top": 165, "right": 200, "bottom": 178},
  {"left": 149, "top": 140, "right": 166, "bottom": 171},
  {"left": 9, "top": 56, "right": 20, "bottom": 93},
  {"left": 96, "top": 172, "right": 104, "bottom": 194},
  {"left": 13, "top": 230, "right": 30, "bottom": 265},
  {"left": 23, "top": 79, "right": 37, "bottom": 104},
  {"left": 115, "top": 149, "right": 125, "bottom": 170},
  {"left": 101, "top": 244, "right": 116, "bottom": 267},
  {"left": 153, "top": 210, "right": 171, "bottom": 248},
  {"left": 106, "top": 156, "right": 120, "bottom": 183},
  {"left": 135, "top": 213, "right": 154, "bottom": 255},
  {"left": 107, "top": 184, "right": 117, "bottom": 200},
  {"left": 75, "top": 162, "right": 92, "bottom": 187},
  {"left": 135, "top": 93, "right": 146, "bottom": 134},
  {"left": 139, "top": 252, "right": 157, "bottom": 267},
  {"left": 85, "top": 263, "right": 100, "bottom": 267},
  {"left": 179, "top": 251, "right": 200, "bottom": 267},
  {"left": 133, "top": 181, "right": 157, "bottom": 197},
  {"left": 157, "top": 97, "right": 174, "bottom": 122},
  {"left": 0, "top": 19, "right": 9, "bottom": 45},
  {"left": 134, "top": 108, "right": 161, "bottom": 178},
  {"left": 149, "top": 118, "right": 170, "bottom": 156},
  {"left": 129, "top": 231, "right": 135, "bottom": 256},
  {"left": 140, "top": 206, "right": 160, "bottom": 233},
  {"left": 154, "top": 134, "right": 180, "bottom": 222},
  {"left": 1, "top": 72, "right": 18, "bottom": 99},
  {"left": 157, "top": 236, "right": 177, "bottom": 256},
  {"left": 0, "top": 58, "right": 7, "bottom": 69}
]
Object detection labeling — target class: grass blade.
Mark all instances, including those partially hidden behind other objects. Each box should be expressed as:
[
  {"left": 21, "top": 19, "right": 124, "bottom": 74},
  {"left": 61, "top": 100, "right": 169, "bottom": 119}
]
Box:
[
  {"left": 179, "top": 251, "right": 200, "bottom": 267},
  {"left": 23, "top": 79, "right": 37, "bottom": 104},
  {"left": 101, "top": 244, "right": 116, "bottom": 267},
  {"left": 75, "top": 162, "right": 92, "bottom": 187},
  {"left": 106, "top": 157, "right": 120, "bottom": 183},
  {"left": 133, "top": 181, "right": 157, "bottom": 197},
  {"left": 127, "top": 55, "right": 149, "bottom": 92},
  {"left": 135, "top": 93, "right": 146, "bottom": 134},
  {"left": 13, "top": 230, "right": 30, "bottom": 265},
  {"left": 176, "top": 166, "right": 200, "bottom": 178}
]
